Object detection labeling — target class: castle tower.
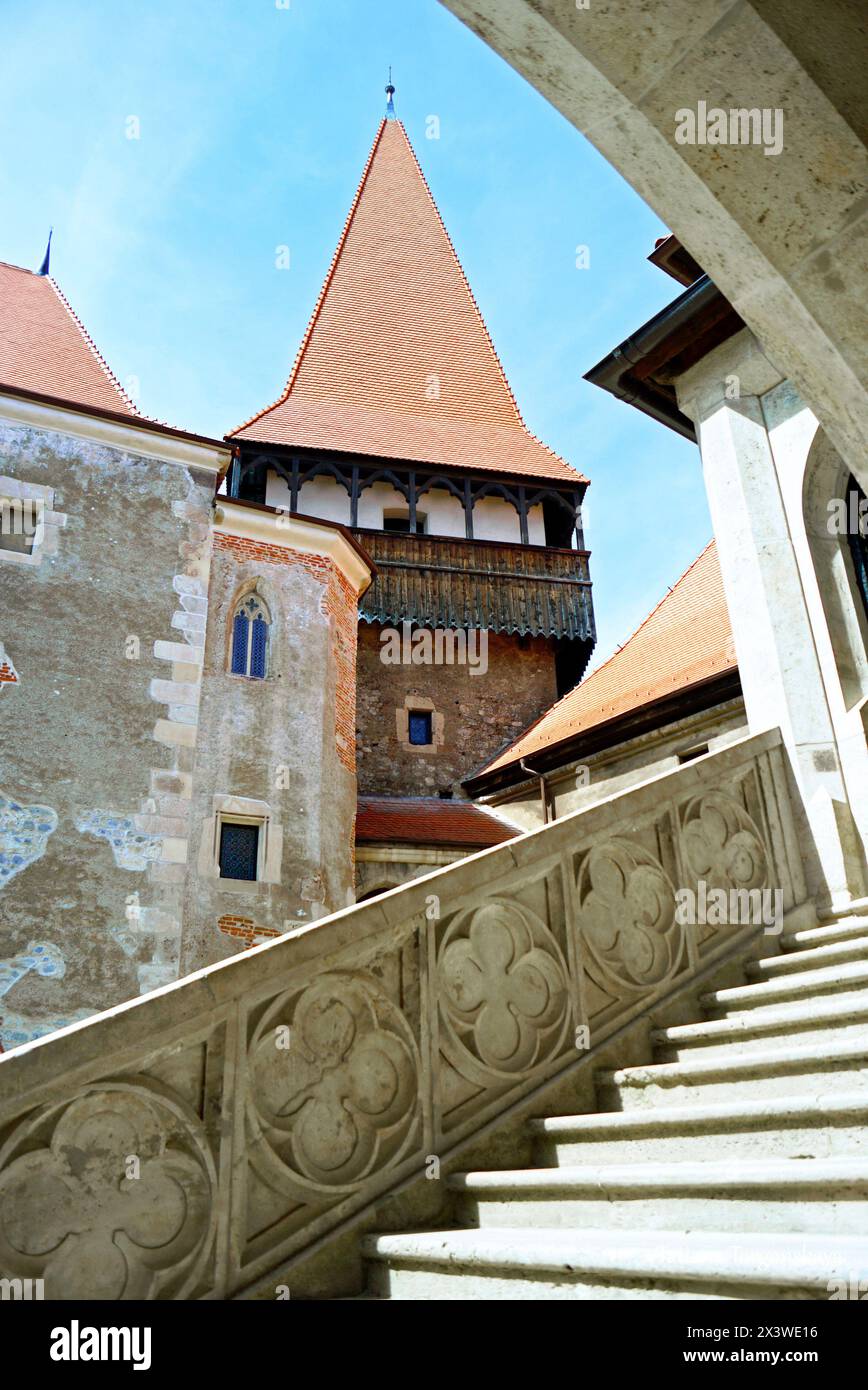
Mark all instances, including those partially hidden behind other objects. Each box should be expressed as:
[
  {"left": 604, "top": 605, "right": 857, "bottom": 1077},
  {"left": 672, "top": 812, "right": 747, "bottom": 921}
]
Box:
[{"left": 228, "top": 112, "right": 595, "bottom": 800}]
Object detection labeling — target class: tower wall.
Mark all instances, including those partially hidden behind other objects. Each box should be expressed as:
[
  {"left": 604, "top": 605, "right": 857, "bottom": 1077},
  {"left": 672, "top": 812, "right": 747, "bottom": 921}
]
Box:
[
  {"left": 178, "top": 504, "right": 368, "bottom": 974},
  {"left": 355, "top": 621, "right": 559, "bottom": 796}
]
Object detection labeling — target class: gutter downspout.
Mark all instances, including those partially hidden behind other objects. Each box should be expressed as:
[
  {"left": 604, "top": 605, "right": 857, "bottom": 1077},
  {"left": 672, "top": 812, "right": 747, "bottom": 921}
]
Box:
[{"left": 520, "top": 759, "right": 550, "bottom": 826}]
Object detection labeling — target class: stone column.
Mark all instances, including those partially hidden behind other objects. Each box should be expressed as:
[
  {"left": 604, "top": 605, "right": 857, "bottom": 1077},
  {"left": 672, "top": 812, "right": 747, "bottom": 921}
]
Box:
[{"left": 677, "top": 334, "right": 866, "bottom": 909}]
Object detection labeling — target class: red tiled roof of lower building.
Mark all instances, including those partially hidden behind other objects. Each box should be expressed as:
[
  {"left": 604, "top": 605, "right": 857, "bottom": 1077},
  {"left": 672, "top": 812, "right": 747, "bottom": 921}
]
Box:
[
  {"left": 0, "top": 261, "right": 139, "bottom": 417},
  {"left": 480, "top": 540, "right": 735, "bottom": 774},
  {"left": 230, "top": 120, "right": 583, "bottom": 486},
  {"left": 356, "top": 796, "right": 517, "bottom": 847}
]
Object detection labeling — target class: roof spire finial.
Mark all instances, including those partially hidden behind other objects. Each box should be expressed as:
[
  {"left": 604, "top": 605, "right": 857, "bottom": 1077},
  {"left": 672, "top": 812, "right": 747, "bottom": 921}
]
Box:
[
  {"left": 385, "top": 67, "right": 396, "bottom": 120},
  {"left": 37, "top": 227, "right": 53, "bottom": 277}
]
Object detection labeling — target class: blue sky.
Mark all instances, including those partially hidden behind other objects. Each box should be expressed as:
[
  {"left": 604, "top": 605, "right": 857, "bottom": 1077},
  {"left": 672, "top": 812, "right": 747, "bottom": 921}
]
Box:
[{"left": 1, "top": 0, "right": 710, "bottom": 664}]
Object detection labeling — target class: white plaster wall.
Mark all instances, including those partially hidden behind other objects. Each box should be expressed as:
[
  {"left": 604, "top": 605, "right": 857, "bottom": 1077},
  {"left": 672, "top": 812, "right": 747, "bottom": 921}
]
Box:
[
  {"left": 473, "top": 496, "right": 521, "bottom": 543},
  {"left": 421, "top": 487, "right": 464, "bottom": 538},
  {"left": 268, "top": 472, "right": 353, "bottom": 526},
  {"left": 267, "top": 470, "right": 546, "bottom": 546},
  {"left": 357, "top": 481, "right": 406, "bottom": 529},
  {"left": 527, "top": 503, "right": 545, "bottom": 546}
]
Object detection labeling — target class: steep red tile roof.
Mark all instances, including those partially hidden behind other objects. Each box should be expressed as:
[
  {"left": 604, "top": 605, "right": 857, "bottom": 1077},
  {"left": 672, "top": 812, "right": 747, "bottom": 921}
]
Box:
[
  {"left": 0, "top": 261, "right": 139, "bottom": 417},
  {"left": 231, "top": 120, "right": 583, "bottom": 485},
  {"left": 356, "top": 796, "right": 517, "bottom": 847},
  {"left": 480, "top": 540, "right": 735, "bottom": 774}
]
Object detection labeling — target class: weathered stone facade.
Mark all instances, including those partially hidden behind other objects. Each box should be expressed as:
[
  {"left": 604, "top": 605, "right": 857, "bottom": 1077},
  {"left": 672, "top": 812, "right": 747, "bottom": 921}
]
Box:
[
  {"left": 0, "top": 403, "right": 221, "bottom": 1046},
  {"left": 179, "top": 503, "right": 369, "bottom": 974},
  {"left": 355, "top": 622, "right": 560, "bottom": 796},
  {"left": 0, "top": 406, "right": 372, "bottom": 1041}
]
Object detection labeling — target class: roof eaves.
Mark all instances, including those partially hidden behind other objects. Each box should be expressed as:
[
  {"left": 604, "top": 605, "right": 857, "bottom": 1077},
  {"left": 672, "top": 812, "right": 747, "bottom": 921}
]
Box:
[
  {"left": 469, "top": 540, "right": 719, "bottom": 778},
  {"left": 584, "top": 275, "right": 735, "bottom": 441}
]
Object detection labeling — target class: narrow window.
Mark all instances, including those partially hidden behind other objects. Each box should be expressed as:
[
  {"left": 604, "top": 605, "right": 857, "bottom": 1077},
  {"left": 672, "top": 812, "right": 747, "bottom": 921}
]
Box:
[
  {"left": 230, "top": 594, "right": 270, "bottom": 678},
  {"left": 219, "top": 822, "right": 260, "bottom": 881},
  {"left": 383, "top": 510, "right": 426, "bottom": 535},
  {"left": 408, "top": 709, "right": 433, "bottom": 745},
  {"left": 677, "top": 743, "right": 709, "bottom": 765}
]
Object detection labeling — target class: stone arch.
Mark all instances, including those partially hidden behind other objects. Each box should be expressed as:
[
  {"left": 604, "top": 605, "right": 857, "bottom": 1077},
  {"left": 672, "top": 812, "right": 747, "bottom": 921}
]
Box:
[
  {"left": 440, "top": 0, "right": 868, "bottom": 477},
  {"left": 802, "top": 427, "right": 868, "bottom": 712}
]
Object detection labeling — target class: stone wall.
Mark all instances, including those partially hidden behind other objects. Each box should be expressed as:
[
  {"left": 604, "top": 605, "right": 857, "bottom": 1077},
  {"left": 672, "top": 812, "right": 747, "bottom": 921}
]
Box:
[
  {"left": 0, "top": 406, "right": 221, "bottom": 1046},
  {"left": 355, "top": 622, "right": 559, "bottom": 795},
  {"left": 179, "top": 513, "right": 363, "bottom": 974}
]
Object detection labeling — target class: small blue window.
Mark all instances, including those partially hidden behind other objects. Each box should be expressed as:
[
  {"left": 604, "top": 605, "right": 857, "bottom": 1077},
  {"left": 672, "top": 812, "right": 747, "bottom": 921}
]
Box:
[
  {"left": 231, "top": 612, "right": 248, "bottom": 674},
  {"left": 219, "top": 822, "right": 259, "bottom": 881},
  {"left": 251, "top": 616, "right": 268, "bottom": 679},
  {"left": 229, "top": 594, "right": 270, "bottom": 678},
  {"left": 408, "top": 710, "right": 432, "bottom": 746}
]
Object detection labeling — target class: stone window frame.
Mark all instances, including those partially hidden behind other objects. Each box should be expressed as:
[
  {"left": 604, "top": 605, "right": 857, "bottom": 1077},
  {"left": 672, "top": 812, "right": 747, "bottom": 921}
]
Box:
[
  {"left": 229, "top": 592, "right": 272, "bottom": 680},
  {"left": 396, "top": 694, "right": 444, "bottom": 753},
  {"left": 198, "top": 794, "right": 283, "bottom": 894},
  {"left": 0, "top": 475, "right": 67, "bottom": 567},
  {"left": 224, "top": 580, "right": 277, "bottom": 682}
]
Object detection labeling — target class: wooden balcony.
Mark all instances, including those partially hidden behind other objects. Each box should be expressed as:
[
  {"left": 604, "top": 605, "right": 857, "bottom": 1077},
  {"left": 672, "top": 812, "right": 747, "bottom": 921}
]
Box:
[{"left": 351, "top": 528, "right": 594, "bottom": 641}]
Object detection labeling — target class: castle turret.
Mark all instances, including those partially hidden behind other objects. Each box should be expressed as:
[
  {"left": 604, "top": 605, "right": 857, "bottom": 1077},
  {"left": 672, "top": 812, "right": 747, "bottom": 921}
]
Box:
[{"left": 228, "top": 113, "right": 595, "bottom": 798}]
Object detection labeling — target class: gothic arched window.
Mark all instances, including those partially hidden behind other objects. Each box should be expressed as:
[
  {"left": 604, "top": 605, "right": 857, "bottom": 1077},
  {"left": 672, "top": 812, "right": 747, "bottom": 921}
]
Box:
[{"left": 230, "top": 594, "right": 270, "bottom": 679}]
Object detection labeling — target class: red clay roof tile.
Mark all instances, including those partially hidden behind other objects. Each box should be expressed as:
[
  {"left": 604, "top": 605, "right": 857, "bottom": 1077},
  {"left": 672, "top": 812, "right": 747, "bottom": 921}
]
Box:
[
  {"left": 231, "top": 121, "right": 584, "bottom": 485},
  {"left": 0, "top": 261, "right": 139, "bottom": 418},
  {"left": 480, "top": 540, "right": 735, "bottom": 774},
  {"left": 356, "top": 796, "right": 517, "bottom": 847}
]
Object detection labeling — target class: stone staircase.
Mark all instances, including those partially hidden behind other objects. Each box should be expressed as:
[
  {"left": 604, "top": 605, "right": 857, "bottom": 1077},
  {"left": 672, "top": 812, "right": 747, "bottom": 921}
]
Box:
[{"left": 360, "top": 900, "right": 868, "bottom": 1300}]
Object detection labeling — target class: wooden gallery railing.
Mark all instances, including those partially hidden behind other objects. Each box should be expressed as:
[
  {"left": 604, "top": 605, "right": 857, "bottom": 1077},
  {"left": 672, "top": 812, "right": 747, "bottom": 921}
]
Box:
[{"left": 353, "top": 528, "right": 595, "bottom": 641}]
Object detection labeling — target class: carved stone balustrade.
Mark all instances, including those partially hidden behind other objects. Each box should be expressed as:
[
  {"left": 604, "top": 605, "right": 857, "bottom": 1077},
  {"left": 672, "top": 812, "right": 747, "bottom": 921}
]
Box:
[{"left": 0, "top": 729, "right": 807, "bottom": 1299}]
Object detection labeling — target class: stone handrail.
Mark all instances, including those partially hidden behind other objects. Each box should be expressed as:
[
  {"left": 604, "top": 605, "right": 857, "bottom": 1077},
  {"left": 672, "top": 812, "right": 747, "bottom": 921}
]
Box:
[{"left": 0, "top": 728, "right": 806, "bottom": 1299}]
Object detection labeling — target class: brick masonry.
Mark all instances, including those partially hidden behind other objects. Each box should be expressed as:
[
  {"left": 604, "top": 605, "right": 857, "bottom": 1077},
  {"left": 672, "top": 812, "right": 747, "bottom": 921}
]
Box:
[
  {"left": 355, "top": 622, "right": 559, "bottom": 795},
  {"left": 217, "top": 914, "right": 280, "bottom": 946}
]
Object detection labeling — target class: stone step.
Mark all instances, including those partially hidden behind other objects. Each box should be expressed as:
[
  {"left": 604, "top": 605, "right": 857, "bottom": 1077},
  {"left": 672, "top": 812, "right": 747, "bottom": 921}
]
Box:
[
  {"left": 529, "top": 1092, "right": 868, "bottom": 1164},
  {"left": 781, "top": 915, "right": 868, "bottom": 952},
  {"left": 362, "top": 1228, "right": 868, "bottom": 1300},
  {"left": 651, "top": 995, "right": 868, "bottom": 1061},
  {"left": 700, "top": 959, "right": 868, "bottom": 1014},
  {"left": 597, "top": 1036, "right": 868, "bottom": 1109},
  {"left": 447, "top": 1157, "right": 868, "bottom": 1235},
  {"left": 748, "top": 934, "right": 868, "bottom": 979},
  {"left": 818, "top": 899, "right": 868, "bottom": 923}
]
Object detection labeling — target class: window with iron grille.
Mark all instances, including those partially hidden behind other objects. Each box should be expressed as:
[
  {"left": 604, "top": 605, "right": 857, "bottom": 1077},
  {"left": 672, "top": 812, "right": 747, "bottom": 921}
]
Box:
[
  {"left": 219, "top": 822, "right": 260, "bottom": 881},
  {"left": 230, "top": 593, "right": 270, "bottom": 678},
  {"left": 408, "top": 709, "right": 433, "bottom": 745}
]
